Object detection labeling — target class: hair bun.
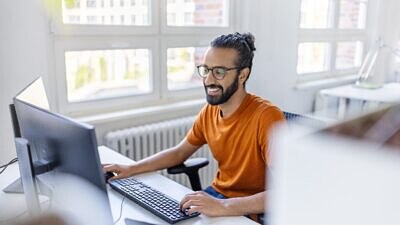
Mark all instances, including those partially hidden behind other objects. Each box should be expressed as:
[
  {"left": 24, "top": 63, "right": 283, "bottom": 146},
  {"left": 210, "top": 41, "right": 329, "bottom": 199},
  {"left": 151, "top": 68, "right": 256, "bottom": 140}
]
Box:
[{"left": 241, "top": 33, "right": 256, "bottom": 51}]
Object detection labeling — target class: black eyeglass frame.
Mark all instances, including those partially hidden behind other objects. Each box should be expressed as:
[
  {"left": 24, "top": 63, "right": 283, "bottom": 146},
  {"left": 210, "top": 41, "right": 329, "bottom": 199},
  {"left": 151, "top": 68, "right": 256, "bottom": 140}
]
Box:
[{"left": 196, "top": 65, "right": 243, "bottom": 80}]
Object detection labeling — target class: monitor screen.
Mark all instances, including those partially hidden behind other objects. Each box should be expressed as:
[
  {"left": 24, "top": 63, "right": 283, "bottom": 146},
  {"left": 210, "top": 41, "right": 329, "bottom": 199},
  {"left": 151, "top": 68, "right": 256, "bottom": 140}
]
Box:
[{"left": 15, "top": 77, "right": 49, "bottom": 110}]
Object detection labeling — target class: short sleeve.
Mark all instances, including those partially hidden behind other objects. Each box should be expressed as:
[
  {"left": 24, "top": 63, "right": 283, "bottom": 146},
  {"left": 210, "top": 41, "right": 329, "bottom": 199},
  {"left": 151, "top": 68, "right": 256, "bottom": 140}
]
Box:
[{"left": 186, "top": 105, "right": 208, "bottom": 147}]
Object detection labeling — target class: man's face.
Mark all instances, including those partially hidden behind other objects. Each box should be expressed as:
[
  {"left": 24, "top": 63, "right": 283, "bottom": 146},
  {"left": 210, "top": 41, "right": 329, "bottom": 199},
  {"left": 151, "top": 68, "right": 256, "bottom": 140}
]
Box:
[{"left": 202, "top": 47, "right": 240, "bottom": 105}]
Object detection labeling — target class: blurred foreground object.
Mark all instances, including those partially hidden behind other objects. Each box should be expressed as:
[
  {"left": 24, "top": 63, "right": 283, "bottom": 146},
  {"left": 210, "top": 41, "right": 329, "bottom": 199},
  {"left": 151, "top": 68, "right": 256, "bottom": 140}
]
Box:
[
  {"left": 269, "top": 104, "right": 400, "bottom": 225},
  {"left": 324, "top": 104, "right": 400, "bottom": 148},
  {"left": 10, "top": 213, "right": 67, "bottom": 225}
]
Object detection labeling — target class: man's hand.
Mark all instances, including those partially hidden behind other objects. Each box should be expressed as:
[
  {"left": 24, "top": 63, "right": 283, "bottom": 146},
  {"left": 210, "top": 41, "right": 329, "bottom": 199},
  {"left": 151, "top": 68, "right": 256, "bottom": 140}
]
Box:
[
  {"left": 180, "top": 191, "right": 231, "bottom": 217},
  {"left": 102, "top": 163, "right": 136, "bottom": 180}
]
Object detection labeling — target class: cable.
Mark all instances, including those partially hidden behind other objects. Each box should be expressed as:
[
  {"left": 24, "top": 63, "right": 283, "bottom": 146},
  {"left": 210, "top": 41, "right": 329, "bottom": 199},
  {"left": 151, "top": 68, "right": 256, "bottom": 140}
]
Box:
[
  {"left": 0, "top": 158, "right": 18, "bottom": 174},
  {"left": 113, "top": 196, "right": 126, "bottom": 224}
]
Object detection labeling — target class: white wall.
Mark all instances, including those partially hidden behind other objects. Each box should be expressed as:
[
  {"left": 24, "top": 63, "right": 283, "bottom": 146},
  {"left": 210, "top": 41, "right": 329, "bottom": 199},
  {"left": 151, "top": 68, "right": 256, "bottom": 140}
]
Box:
[
  {"left": 244, "top": 0, "right": 327, "bottom": 114},
  {"left": 0, "top": 0, "right": 50, "bottom": 165}
]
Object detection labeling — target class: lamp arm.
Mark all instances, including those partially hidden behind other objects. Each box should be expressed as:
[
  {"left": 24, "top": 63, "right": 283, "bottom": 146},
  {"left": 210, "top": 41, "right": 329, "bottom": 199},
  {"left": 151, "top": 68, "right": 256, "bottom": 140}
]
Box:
[
  {"left": 356, "top": 38, "right": 399, "bottom": 86},
  {"left": 364, "top": 50, "right": 379, "bottom": 80},
  {"left": 358, "top": 46, "right": 380, "bottom": 82}
]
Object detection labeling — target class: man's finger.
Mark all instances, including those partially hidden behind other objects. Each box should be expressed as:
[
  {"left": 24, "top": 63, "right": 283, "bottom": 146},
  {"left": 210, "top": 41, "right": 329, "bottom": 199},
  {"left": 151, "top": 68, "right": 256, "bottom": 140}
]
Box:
[
  {"left": 103, "top": 164, "right": 118, "bottom": 172},
  {"left": 180, "top": 192, "right": 203, "bottom": 208},
  {"left": 181, "top": 199, "right": 202, "bottom": 211},
  {"left": 187, "top": 205, "right": 202, "bottom": 215}
]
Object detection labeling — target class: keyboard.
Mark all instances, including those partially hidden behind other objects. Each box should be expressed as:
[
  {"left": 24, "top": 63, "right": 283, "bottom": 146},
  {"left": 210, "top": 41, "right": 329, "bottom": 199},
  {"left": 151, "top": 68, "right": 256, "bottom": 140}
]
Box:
[{"left": 108, "top": 177, "right": 200, "bottom": 224}]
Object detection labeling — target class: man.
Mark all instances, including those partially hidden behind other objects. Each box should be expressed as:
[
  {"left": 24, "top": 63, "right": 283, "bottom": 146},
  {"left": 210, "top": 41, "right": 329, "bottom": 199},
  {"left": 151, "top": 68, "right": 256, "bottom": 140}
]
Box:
[{"left": 104, "top": 32, "right": 285, "bottom": 220}]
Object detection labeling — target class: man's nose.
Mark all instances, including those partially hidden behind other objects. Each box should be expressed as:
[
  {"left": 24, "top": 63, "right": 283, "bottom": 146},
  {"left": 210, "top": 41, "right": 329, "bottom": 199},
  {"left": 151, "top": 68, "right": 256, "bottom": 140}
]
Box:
[{"left": 204, "top": 70, "right": 216, "bottom": 84}]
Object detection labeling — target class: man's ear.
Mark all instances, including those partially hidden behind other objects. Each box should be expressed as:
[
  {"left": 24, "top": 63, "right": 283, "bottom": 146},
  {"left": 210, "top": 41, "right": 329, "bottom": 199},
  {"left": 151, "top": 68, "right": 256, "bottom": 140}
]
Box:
[{"left": 239, "top": 68, "right": 250, "bottom": 83}]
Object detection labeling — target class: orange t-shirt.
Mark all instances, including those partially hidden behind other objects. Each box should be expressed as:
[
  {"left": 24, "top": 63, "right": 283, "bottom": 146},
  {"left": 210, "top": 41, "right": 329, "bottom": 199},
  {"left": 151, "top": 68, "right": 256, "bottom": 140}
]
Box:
[{"left": 186, "top": 93, "right": 285, "bottom": 198}]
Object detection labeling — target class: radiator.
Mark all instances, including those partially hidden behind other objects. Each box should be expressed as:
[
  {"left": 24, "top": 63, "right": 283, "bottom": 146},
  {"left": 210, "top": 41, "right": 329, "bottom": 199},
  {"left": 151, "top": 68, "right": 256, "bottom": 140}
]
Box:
[{"left": 105, "top": 116, "right": 217, "bottom": 189}]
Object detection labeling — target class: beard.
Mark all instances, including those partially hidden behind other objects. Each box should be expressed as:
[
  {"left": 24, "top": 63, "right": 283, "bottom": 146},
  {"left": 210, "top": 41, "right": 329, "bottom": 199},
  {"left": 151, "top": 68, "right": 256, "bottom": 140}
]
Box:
[{"left": 204, "top": 75, "right": 239, "bottom": 105}]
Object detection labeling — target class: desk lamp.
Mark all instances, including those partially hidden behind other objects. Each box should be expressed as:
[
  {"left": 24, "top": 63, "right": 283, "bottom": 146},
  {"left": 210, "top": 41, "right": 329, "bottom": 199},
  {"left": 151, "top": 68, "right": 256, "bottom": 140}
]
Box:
[{"left": 355, "top": 37, "right": 400, "bottom": 89}]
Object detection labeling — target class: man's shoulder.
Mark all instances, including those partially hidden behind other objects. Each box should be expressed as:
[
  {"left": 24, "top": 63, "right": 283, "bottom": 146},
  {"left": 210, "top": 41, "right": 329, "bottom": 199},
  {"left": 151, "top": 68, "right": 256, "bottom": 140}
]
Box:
[
  {"left": 247, "top": 93, "right": 282, "bottom": 112},
  {"left": 245, "top": 94, "right": 285, "bottom": 124}
]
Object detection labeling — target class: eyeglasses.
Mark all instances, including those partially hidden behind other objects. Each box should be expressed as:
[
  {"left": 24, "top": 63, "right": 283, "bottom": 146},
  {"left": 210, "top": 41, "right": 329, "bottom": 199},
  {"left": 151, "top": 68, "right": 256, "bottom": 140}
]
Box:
[{"left": 196, "top": 65, "right": 242, "bottom": 80}]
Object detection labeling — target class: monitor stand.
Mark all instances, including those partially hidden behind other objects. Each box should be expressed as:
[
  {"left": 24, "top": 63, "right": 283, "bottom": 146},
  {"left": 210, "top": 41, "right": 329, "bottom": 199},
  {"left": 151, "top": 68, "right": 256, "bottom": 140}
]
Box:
[
  {"left": 15, "top": 138, "right": 41, "bottom": 216},
  {"left": 3, "top": 175, "right": 51, "bottom": 196},
  {"left": 3, "top": 177, "right": 23, "bottom": 193},
  {"left": 3, "top": 158, "right": 53, "bottom": 194}
]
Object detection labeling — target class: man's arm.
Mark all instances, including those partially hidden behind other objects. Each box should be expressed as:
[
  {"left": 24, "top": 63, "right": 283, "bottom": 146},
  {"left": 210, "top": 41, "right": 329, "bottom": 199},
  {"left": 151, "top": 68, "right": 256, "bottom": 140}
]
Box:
[
  {"left": 180, "top": 191, "right": 266, "bottom": 217},
  {"left": 104, "top": 138, "right": 200, "bottom": 180}
]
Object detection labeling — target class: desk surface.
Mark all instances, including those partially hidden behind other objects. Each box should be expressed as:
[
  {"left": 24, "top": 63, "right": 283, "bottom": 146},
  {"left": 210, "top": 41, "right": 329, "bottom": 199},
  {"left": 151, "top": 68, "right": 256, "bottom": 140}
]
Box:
[
  {"left": 0, "top": 146, "right": 257, "bottom": 225},
  {"left": 319, "top": 82, "right": 400, "bottom": 103}
]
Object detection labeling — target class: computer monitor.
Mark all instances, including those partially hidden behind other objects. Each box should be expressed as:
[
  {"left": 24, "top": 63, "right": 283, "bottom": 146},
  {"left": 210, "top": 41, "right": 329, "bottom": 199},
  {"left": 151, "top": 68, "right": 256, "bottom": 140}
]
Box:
[
  {"left": 14, "top": 98, "right": 108, "bottom": 190},
  {"left": 11, "top": 78, "right": 113, "bottom": 224}
]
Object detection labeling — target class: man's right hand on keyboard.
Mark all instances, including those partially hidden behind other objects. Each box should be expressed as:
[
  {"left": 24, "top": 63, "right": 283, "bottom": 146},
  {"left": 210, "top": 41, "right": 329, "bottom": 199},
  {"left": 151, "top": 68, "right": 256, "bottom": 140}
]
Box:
[{"left": 103, "top": 163, "right": 138, "bottom": 181}]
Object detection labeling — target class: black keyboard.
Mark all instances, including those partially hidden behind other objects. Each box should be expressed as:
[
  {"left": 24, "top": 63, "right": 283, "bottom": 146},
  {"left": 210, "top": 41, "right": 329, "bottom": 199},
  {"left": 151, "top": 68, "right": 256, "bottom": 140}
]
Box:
[{"left": 109, "top": 177, "right": 200, "bottom": 224}]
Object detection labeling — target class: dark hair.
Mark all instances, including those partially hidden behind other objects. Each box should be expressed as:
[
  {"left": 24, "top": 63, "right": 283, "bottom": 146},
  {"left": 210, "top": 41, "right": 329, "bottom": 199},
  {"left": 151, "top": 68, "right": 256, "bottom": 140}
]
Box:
[{"left": 210, "top": 32, "right": 256, "bottom": 85}]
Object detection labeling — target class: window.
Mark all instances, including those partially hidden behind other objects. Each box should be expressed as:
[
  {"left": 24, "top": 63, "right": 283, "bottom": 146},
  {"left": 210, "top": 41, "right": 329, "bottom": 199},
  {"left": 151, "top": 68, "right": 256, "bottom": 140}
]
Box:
[
  {"left": 297, "top": 0, "right": 369, "bottom": 82},
  {"left": 87, "top": 0, "right": 96, "bottom": 8},
  {"left": 335, "top": 41, "right": 363, "bottom": 70},
  {"left": 62, "top": 0, "right": 150, "bottom": 26},
  {"left": 167, "top": 47, "right": 207, "bottom": 90},
  {"left": 86, "top": 16, "right": 97, "bottom": 24},
  {"left": 300, "top": 0, "right": 332, "bottom": 29},
  {"left": 53, "top": 0, "right": 235, "bottom": 115},
  {"left": 338, "top": 0, "right": 368, "bottom": 29},
  {"left": 166, "top": 0, "right": 229, "bottom": 27},
  {"left": 297, "top": 42, "right": 330, "bottom": 74},
  {"left": 65, "top": 49, "right": 151, "bottom": 102}
]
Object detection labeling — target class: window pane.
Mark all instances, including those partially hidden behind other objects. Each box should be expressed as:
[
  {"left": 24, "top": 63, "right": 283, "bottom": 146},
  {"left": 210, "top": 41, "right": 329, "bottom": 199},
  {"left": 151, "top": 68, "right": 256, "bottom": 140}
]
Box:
[
  {"left": 335, "top": 41, "right": 363, "bottom": 70},
  {"left": 65, "top": 49, "right": 151, "bottom": 102},
  {"left": 62, "top": 0, "right": 151, "bottom": 26},
  {"left": 300, "top": 0, "right": 332, "bottom": 28},
  {"left": 297, "top": 42, "right": 330, "bottom": 74},
  {"left": 338, "top": 0, "right": 368, "bottom": 29},
  {"left": 167, "top": 47, "right": 206, "bottom": 90},
  {"left": 166, "top": 0, "right": 229, "bottom": 27}
]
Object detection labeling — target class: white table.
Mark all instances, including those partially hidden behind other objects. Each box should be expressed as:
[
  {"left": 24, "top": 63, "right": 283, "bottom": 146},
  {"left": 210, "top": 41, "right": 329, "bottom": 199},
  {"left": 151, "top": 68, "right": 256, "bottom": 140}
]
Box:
[
  {"left": 317, "top": 82, "right": 400, "bottom": 119},
  {"left": 0, "top": 146, "right": 257, "bottom": 225}
]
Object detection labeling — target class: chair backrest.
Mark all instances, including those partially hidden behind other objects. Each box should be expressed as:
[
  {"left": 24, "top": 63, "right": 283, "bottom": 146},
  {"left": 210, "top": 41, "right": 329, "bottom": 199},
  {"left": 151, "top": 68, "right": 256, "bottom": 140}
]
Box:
[
  {"left": 283, "top": 111, "right": 326, "bottom": 129},
  {"left": 283, "top": 111, "right": 302, "bottom": 121}
]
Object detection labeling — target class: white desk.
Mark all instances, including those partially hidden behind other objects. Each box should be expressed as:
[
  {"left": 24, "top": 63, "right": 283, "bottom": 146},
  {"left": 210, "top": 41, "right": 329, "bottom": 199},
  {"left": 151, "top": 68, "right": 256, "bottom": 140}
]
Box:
[
  {"left": 318, "top": 82, "right": 400, "bottom": 119},
  {"left": 0, "top": 146, "right": 257, "bottom": 225}
]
